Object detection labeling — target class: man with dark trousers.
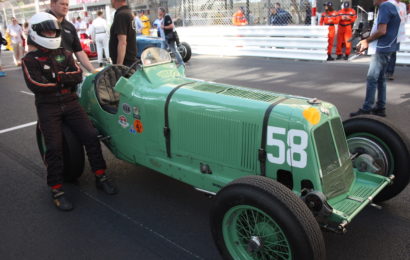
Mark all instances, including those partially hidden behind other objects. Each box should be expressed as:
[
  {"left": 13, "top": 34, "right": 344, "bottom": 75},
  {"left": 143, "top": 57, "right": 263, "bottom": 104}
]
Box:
[
  {"left": 48, "top": 0, "right": 96, "bottom": 73},
  {"left": 22, "top": 12, "right": 118, "bottom": 211},
  {"left": 109, "top": 0, "right": 137, "bottom": 66}
]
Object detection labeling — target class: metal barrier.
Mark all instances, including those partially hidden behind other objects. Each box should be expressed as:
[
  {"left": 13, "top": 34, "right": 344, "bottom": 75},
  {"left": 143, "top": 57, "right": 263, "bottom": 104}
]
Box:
[
  {"left": 177, "top": 24, "right": 410, "bottom": 64},
  {"left": 397, "top": 24, "right": 410, "bottom": 65},
  {"left": 177, "top": 25, "right": 329, "bottom": 61}
]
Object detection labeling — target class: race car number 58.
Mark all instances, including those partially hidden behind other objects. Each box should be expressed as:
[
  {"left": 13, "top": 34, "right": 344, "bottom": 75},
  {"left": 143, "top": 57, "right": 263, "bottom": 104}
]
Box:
[{"left": 267, "top": 126, "right": 308, "bottom": 168}]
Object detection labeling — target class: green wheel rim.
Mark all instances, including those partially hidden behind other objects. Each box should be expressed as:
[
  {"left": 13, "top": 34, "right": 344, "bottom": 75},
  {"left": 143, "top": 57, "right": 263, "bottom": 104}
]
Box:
[
  {"left": 222, "top": 205, "right": 292, "bottom": 260},
  {"left": 347, "top": 133, "right": 395, "bottom": 176}
]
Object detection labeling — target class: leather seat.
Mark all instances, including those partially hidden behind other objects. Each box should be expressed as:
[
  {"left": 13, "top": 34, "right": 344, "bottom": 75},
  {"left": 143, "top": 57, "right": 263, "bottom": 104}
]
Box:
[{"left": 94, "top": 65, "right": 134, "bottom": 114}]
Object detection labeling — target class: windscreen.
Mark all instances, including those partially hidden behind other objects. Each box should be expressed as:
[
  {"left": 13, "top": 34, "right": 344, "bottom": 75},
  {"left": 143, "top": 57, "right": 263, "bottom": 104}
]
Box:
[
  {"left": 141, "top": 47, "right": 171, "bottom": 67},
  {"left": 314, "top": 122, "right": 339, "bottom": 176}
]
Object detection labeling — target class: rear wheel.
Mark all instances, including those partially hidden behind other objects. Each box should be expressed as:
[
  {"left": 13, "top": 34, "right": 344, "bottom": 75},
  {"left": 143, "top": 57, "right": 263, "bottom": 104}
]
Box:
[
  {"left": 36, "top": 123, "right": 85, "bottom": 182},
  {"left": 178, "top": 42, "right": 192, "bottom": 62},
  {"left": 211, "top": 176, "right": 326, "bottom": 260},
  {"left": 343, "top": 115, "right": 410, "bottom": 202}
]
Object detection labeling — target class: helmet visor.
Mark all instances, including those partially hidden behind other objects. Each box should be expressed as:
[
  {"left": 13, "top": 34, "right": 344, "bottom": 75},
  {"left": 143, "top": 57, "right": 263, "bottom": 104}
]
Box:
[{"left": 32, "top": 20, "right": 61, "bottom": 38}]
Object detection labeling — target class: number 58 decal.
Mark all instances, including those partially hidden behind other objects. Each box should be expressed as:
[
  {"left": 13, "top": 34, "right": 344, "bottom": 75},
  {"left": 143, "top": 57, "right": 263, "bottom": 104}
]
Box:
[{"left": 267, "top": 126, "right": 308, "bottom": 168}]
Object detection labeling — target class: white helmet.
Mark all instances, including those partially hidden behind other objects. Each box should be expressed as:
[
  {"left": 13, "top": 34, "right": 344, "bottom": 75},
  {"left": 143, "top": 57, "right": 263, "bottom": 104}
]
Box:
[{"left": 29, "top": 12, "right": 61, "bottom": 49}]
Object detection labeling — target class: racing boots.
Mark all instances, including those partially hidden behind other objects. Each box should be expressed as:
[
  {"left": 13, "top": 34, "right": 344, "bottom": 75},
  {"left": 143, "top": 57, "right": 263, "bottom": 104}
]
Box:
[
  {"left": 51, "top": 187, "right": 73, "bottom": 211},
  {"left": 336, "top": 54, "right": 343, "bottom": 60},
  {"left": 372, "top": 108, "right": 386, "bottom": 117},
  {"left": 327, "top": 55, "right": 335, "bottom": 61},
  {"left": 96, "top": 174, "right": 118, "bottom": 195}
]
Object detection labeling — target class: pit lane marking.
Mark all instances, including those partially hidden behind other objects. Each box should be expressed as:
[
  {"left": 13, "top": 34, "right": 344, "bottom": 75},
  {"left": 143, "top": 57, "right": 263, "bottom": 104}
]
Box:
[
  {"left": 20, "top": 91, "right": 34, "bottom": 96},
  {"left": 0, "top": 121, "right": 37, "bottom": 135},
  {"left": 1, "top": 66, "right": 22, "bottom": 72}
]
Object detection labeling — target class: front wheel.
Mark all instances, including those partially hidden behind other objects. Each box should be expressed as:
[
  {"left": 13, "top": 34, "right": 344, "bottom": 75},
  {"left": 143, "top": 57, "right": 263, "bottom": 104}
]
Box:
[
  {"left": 343, "top": 115, "right": 410, "bottom": 202},
  {"left": 36, "top": 123, "right": 85, "bottom": 182},
  {"left": 211, "top": 176, "right": 326, "bottom": 260}
]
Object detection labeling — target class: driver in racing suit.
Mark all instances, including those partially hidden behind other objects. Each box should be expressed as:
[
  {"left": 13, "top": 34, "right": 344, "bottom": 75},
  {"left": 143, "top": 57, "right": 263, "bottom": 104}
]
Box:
[{"left": 21, "top": 12, "right": 118, "bottom": 211}]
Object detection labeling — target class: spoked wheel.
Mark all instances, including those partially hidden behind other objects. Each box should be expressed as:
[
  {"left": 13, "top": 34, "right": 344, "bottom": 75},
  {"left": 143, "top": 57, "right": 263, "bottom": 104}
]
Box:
[
  {"left": 223, "top": 205, "right": 292, "bottom": 259},
  {"left": 343, "top": 115, "right": 410, "bottom": 202},
  {"left": 36, "top": 123, "right": 85, "bottom": 182},
  {"left": 211, "top": 176, "right": 326, "bottom": 260}
]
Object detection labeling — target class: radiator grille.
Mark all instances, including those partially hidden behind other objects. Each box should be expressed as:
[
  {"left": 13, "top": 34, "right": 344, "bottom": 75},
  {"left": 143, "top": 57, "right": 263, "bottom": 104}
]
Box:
[
  {"left": 186, "top": 84, "right": 277, "bottom": 103},
  {"left": 241, "top": 122, "right": 259, "bottom": 171},
  {"left": 174, "top": 110, "right": 258, "bottom": 171},
  {"left": 220, "top": 88, "right": 277, "bottom": 102}
]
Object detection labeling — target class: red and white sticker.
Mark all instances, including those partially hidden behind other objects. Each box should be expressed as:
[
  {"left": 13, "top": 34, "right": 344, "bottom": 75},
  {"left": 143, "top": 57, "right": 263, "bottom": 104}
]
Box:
[{"left": 118, "top": 115, "right": 129, "bottom": 128}]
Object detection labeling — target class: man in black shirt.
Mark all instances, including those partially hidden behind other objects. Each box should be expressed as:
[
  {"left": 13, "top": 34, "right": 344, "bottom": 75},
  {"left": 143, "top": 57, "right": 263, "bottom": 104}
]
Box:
[
  {"left": 109, "top": 0, "right": 137, "bottom": 66},
  {"left": 158, "top": 7, "right": 184, "bottom": 66},
  {"left": 48, "top": 0, "right": 96, "bottom": 73}
]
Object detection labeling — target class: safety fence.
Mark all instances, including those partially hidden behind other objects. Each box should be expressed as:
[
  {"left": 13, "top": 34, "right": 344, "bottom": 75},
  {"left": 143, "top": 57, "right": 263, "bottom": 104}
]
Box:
[
  {"left": 168, "top": 0, "right": 312, "bottom": 26},
  {"left": 177, "top": 25, "right": 329, "bottom": 61},
  {"left": 178, "top": 24, "right": 410, "bottom": 64}
]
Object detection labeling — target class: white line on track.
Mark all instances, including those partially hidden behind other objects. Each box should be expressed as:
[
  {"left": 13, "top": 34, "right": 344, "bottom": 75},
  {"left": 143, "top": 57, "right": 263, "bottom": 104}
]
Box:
[
  {"left": 2, "top": 66, "right": 21, "bottom": 72},
  {"left": 20, "top": 91, "right": 34, "bottom": 96},
  {"left": 0, "top": 121, "right": 37, "bottom": 135}
]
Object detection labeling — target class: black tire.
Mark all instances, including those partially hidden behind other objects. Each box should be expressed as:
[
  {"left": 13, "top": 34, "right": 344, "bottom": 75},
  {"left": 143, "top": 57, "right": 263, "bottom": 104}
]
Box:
[
  {"left": 211, "top": 176, "right": 326, "bottom": 260},
  {"left": 343, "top": 115, "right": 410, "bottom": 202},
  {"left": 36, "top": 123, "right": 85, "bottom": 182},
  {"left": 178, "top": 42, "right": 192, "bottom": 62}
]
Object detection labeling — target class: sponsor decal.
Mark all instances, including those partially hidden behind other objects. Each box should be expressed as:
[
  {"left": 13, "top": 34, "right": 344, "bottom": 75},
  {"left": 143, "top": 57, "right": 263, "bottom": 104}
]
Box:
[
  {"left": 122, "top": 103, "right": 131, "bottom": 114},
  {"left": 118, "top": 115, "right": 129, "bottom": 128},
  {"left": 134, "top": 119, "right": 144, "bottom": 133},
  {"left": 129, "top": 126, "right": 137, "bottom": 134},
  {"left": 133, "top": 106, "right": 141, "bottom": 119},
  {"left": 55, "top": 55, "right": 66, "bottom": 63}
]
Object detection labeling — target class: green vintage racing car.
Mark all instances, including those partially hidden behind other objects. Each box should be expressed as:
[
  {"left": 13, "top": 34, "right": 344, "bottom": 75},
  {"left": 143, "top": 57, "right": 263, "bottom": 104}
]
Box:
[{"left": 36, "top": 48, "right": 410, "bottom": 260}]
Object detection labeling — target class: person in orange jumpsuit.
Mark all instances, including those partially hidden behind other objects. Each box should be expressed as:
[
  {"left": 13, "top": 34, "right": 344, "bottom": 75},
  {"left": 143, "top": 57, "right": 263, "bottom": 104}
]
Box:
[
  {"left": 232, "top": 7, "right": 248, "bottom": 26},
  {"left": 336, "top": 2, "right": 357, "bottom": 60},
  {"left": 320, "top": 2, "right": 339, "bottom": 61}
]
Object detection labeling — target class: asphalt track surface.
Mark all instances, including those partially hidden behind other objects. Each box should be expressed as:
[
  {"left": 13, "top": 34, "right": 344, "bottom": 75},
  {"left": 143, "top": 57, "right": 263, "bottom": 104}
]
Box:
[{"left": 0, "top": 51, "right": 409, "bottom": 259}]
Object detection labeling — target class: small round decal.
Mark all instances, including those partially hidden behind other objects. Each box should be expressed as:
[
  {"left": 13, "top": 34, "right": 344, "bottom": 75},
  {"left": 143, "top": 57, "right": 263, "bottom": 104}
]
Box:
[
  {"left": 118, "top": 115, "right": 129, "bottom": 128},
  {"left": 122, "top": 103, "right": 131, "bottom": 114},
  {"left": 303, "top": 107, "right": 321, "bottom": 125}
]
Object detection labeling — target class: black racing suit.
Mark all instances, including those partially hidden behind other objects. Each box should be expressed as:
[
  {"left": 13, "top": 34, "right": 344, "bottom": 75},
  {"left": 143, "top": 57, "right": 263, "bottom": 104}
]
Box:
[{"left": 22, "top": 48, "right": 106, "bottom": 187}]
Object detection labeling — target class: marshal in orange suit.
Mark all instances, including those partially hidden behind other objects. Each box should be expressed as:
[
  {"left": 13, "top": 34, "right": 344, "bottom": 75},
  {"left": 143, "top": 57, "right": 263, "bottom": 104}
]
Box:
[
  {"left": 336, "top": 1, "right": 357, "bottom": 60},
  {"left": 232, "top": 7, "right": 248, "bottom": 26},
  {"left": 320, "top": 2, "right": 339, "bottom": 61}
]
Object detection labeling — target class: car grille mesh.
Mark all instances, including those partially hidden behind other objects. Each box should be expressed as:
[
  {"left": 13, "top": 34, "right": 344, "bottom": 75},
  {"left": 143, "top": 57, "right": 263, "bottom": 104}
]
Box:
[{"left": 186, "top": 84, "right": 277, "bottom": 103}]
